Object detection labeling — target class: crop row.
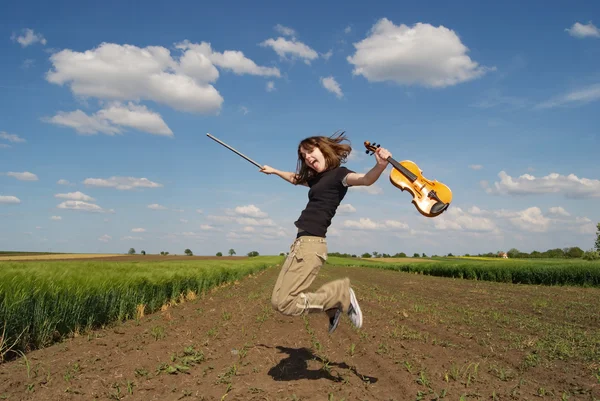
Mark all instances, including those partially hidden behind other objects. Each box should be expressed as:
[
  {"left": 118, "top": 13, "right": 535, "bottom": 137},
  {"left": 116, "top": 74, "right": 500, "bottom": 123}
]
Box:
[
  {"left": 328, "top": 257, "right": 600, "bottom": 287},
  {"left": 0, "top": 257, "right": 281, "bottom": 358}
]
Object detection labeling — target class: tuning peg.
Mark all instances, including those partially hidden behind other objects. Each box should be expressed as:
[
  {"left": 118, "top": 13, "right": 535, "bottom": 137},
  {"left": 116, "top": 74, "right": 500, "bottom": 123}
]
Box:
[
  {"left": 376, "top": 144, "right": 380, "bottom": 148},
  {"left": 365, "top": 150, "right": 369, "bottom": 154}
]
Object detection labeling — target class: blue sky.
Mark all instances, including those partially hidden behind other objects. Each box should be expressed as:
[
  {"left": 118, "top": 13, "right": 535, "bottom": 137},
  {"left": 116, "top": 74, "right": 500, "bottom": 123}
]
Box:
[{"left": 1, "top": 0, "right": 599, "bottom": 256}]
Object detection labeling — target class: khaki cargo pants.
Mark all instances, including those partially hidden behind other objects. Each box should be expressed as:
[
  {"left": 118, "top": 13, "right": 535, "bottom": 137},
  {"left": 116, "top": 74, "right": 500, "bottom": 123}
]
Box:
[{"left": 271, "top": 235, "right": 351, "bottom": 316}]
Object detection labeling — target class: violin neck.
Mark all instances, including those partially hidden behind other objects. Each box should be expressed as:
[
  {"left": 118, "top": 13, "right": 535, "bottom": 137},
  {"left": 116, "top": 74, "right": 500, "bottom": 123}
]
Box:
[{"left": 387, "top": 156, "right": 417, "bottom": 182}]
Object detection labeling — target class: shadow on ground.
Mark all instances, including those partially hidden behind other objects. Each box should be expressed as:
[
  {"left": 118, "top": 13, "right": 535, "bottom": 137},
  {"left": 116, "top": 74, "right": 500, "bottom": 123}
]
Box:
[{"left": 262, "top": 345, "right": 379, "bottom": 384}]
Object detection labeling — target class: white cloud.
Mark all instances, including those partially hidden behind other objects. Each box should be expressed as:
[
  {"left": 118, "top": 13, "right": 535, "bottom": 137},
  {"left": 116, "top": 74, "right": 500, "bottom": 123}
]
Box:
[
  {"left": 320, "top": 76, "right": 343, "bottom": 98},
  {"left": 57, "top": 200, "right": 114, "bottom": 213},
  {"left": 46, "top": 110, "right": 120, "bottom": 135},
  {"left": 55, "top": 191, "right": 95, "bottom": 202},
  {"left": 274, "top": 24, "right": 296, "bottom": 37},
  {"left": 5, "top": 172, "right": 38, "bottom": 181},
  {"left": 260, "top": 227, "right": 288, "bottom": 240},
  {"left": 180, "top": 219, "right": 188, "bottom": 223},
  {"left": 0, "top": 144, "right": 10, "bottom": 149},
  {"left": 11, "top": 28, "right": 47, "bottom": 47},
  {"left": 233, "top": 204, "right": 268, "bottom": 218},
  {"left": 349, "top": 184, "right": 383, "bottom": 195},
  {"left": 266, "top": 81, "right": 276, "bottom": 92},
  {"left": 46, "top": 41, "right": 279, "bottom": 116},
  {"left": 57, "top": 179, "right": 72, "bottom": 185},
  {"left": 227, "top": 231, "right": 253, "bottom": 240},
  {"left": 0, "top": 196, "right": 21, "bottom": 204},
  {"left": 175, "top": 40, "right": 280, "bottom": 78},
  {"left": 347, "top": 18, "right": 493, "bottom": 88},
  {"left": 455, "top": 204, "right": 593, "bottom": 236},
  {"left": 50, "top": 216, "right": 62, "bottom": 220},
  {"left": 565, "top": 22, "right": 600, "bottom": 39},
  {"left": 433, "top": 207, "right": 497, "bottom": 232},
  {"left": 469, "top": 164, "right": 483, "bottom": 170},
  {"left": 83, "top": 176, "right": 162, "bottom": 190},
  {"left": 46, "top": 102, "right": 173, "bottom": 136},
  {"left": 122, "top": 236, "right": 143, "bottom": 240},
  {"left": 343, "top": 217, "right": 408, "bottom": 230},
  {"left": 236, "top": 217, "right": 275, "bottom": 226},
  {"left": 260, "top": 37, "right": 319, "bottom": 64},
  {"left": 468, "top": 206, "right": 484, "bottom": 215},
  {"left": 22, "top": 59, "right": 35, "bottom": 69},
  {"left": 200, "top": 224, "right": 214, "bottom": 230},
  {"left": 148, "top": 204, "right": 167, "bottom": 210},
  {"left": 508, "top": 207, "right": 551, "bottom": 233},
  {"left": 131, "top": 228, "right": 146, "bottom": 233},
  {"left": 196, "top": 209, "right": 203, "bottom": 214},
  {"left": 97, "top": 102, "right": 173, "bottom": 136},
  {"left": 337, "top": 204, "right": 356, "bottom": 214},
  {"left": 98, "top": 234, "right": 111, "bottom": 242},
  {"left": 535, "top": 84, "right": 600, "bottom": 109},
  {"left": 548, "top": 206, "right": 570, "bottom": 217},
  {"left": 486, "top": 171, "right": 600, "bottom": 198},
  {"left": 0, "top": 132, "right": 26, "bottom": 143}
]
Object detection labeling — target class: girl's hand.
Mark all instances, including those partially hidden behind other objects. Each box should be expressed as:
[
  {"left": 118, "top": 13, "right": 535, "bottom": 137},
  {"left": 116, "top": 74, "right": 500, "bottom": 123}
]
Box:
[
  {"left": 260, "top": 165, "right": 277, "bottom": 175},
  {"left": 374, "top": 147, "right": 391, "bottom": 167}
]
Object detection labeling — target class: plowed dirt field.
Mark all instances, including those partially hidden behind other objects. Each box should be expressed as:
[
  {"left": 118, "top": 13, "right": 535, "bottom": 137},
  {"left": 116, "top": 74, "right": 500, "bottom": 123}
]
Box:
[{"left": 1, "top": 262, "right": 598, "bottom": 400}]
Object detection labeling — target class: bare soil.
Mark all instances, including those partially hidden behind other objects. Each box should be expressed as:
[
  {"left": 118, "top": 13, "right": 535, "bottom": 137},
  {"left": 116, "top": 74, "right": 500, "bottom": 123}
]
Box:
[{"left": 1, "top": 263, "right": 598, "bottom": 400}]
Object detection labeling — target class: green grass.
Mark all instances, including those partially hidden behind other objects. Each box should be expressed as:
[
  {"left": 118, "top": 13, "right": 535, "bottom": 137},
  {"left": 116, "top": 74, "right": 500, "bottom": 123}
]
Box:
[
  {"left": 326, "top": 256, "right": 600, "bottom": 287},
  {"left": 0, "top": 256, "right": 283, "bottom": 356}
]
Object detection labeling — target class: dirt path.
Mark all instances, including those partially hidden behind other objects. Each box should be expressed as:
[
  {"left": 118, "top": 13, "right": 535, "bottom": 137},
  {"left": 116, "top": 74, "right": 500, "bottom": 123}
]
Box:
[{"left": 1, "top": 263, "right": 598, "bottom": 400}]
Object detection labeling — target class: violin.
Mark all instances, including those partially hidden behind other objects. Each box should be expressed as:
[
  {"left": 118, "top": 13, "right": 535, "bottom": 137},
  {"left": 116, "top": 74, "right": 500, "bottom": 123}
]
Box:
[{"left": 364, "top": 141, "right": 452, "bottom": 217}]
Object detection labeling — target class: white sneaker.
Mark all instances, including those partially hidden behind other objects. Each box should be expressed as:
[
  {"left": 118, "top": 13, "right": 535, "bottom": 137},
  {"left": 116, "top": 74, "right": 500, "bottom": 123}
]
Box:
[{"left": 348, "top": 288, "right": 363, "bottom": 328}]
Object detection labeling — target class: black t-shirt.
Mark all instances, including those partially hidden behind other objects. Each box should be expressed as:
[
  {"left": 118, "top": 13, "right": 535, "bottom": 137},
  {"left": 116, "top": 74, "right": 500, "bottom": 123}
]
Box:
[{"left": 294, "top": 166, "right": 354, "bottom": 238}]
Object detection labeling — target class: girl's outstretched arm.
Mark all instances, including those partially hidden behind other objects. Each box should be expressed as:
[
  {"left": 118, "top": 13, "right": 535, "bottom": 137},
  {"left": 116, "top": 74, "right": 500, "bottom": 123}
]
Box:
[
  {"left": 345, "top": 147, "right": 391, "bottom": 186},
  {"left": 260, "top": 165, "right": 307, "bottom": 186}
]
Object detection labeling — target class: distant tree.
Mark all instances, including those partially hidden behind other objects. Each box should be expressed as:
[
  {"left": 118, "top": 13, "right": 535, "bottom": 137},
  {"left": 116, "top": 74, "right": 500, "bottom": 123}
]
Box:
[
  {"left": 372, "top": 251, "right": 380, "bottom": 258},
  {"left": 185, "top": 248, "right": 193, "bottom": 256},
  {"left": 582, "top": 249, "right": 600, "bottom": 261},
  {"left": 447, "top": 253, "right": 454, "bottom": 257},
  {"left": 567, "top": 247, "right": 584, "bottom": 258},
  {"left": 216, "top": 252, "right": 222, "bottom": 256},
  {"left": 247, "top": 251, "right": 259, "bottom": 257},
  {"left": 361, "top": 252, "right": 371, "bottom": 258},
  {"left": 507, "top": 248, "right": 520, "bottom": 258},
  {"left": 279, "top": 252, "right": 285, "bottom": 256},
  {"left": 595, "top": 223, "right": 600, "bottom": 252},
  {"left": 351, "top": 254, "right": 357, "bottom": 258},
  {"left": 141, "top": 250, "right": 146, "bottom": 255},
  {"left": 543, "top": 248, "right": 565, "bottom": 258},
  {"left": 128, "top": 248, "right": 136, "bottom": 255},
  {"left": 422, "top": 253, "right": 426, "bottom": 257},
  {"left": 229, "top": 248, "right": 236, "bottom": 256},
  {"left": 413, "top": 253, "right": 420, "bottom": 258}
]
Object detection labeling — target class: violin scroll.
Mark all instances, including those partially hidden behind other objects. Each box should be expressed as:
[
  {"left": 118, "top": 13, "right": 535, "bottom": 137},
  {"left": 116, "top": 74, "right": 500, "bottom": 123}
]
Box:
[{"left": 364, "top": 141, "right": 381, "bottom": 155}]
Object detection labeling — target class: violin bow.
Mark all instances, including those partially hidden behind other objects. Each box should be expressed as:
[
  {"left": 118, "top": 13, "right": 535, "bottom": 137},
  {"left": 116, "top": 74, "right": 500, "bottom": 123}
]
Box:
[{"left": 206, "top": 133, "right": 264, "bottom": 169}]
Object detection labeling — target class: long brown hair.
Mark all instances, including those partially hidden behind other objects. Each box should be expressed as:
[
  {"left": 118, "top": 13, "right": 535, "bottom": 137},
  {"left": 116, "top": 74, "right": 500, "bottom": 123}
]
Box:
[{"left": 295, "top": 130, "right": 352, "bottom": 184}]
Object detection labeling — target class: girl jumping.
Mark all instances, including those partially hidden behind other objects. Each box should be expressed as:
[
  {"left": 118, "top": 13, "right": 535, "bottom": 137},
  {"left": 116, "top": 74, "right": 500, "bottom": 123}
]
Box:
[{"left": 260, "top": 131, "right": 391, "bottom": 333}]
